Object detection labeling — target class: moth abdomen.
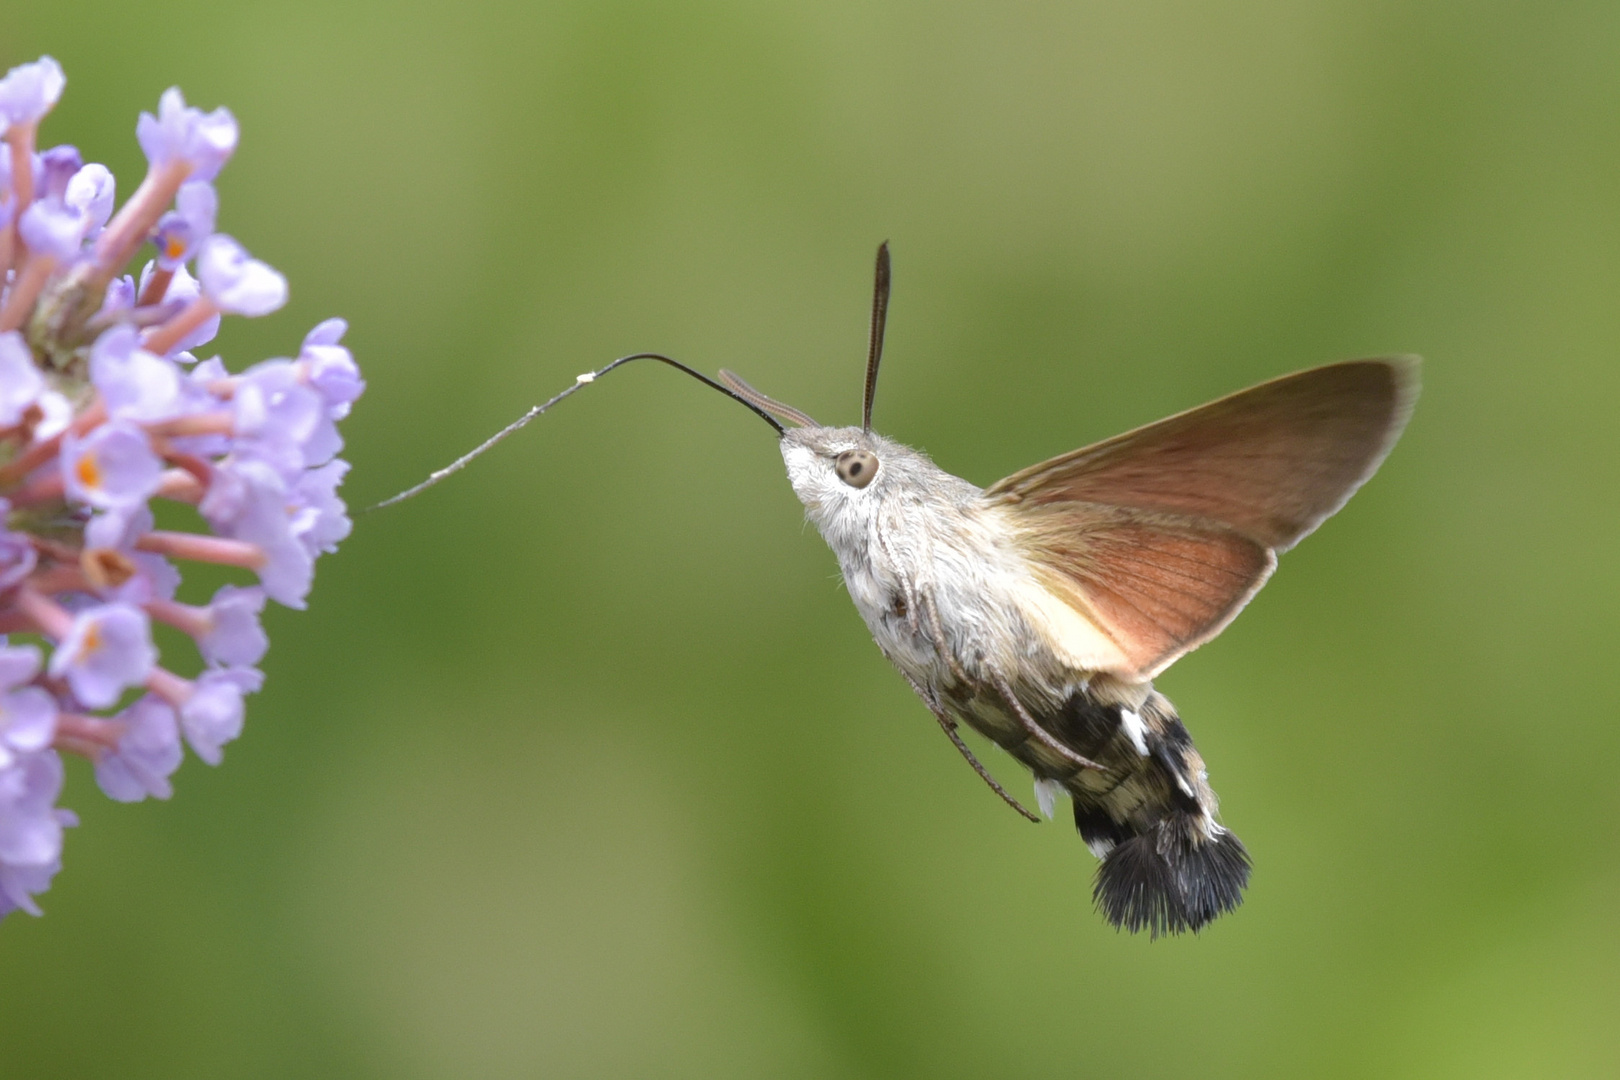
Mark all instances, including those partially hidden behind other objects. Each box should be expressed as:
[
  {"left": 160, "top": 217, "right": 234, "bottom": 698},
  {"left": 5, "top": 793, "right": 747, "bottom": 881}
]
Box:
[
  {"left": 1091, "top": 814, "right": 1251, "bottom": 938},
  {"left": 967, "top": 682, "right": 1250, "bottom": 935},
  {"left": 1063, "top": 692, "right": 1249, "bottom": 935}
]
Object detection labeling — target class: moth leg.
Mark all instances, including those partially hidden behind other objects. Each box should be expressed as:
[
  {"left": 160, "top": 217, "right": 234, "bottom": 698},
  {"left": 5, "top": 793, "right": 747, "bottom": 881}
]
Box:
[
  {"left": 991, "top": 672, "right": 1108, "bottom": 773},
  {"left": 875, "top": 525, "right": 923, "bottom": 637},
  {"left": 919, "top": 590, "right": 971, "bottom": 688},
  {"left": 894, "top": 666, "right": 1040, "bottom": 823}
]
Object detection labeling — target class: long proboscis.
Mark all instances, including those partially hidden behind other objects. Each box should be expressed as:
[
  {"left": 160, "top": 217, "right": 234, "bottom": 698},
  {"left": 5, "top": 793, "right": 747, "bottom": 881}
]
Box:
[{"left": 367, "top": 352, "right": 785, "bottom": 512}]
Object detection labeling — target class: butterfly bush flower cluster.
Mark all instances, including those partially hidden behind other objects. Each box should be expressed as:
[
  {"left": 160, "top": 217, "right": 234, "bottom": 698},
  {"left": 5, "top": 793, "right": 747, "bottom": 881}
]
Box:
[{"left": 0, "top": 58, "right": 362, "bottom": 916}]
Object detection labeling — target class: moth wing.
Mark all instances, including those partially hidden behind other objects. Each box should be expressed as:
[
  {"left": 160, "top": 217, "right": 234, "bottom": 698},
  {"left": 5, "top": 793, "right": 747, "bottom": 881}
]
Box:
[
  {"left": 987, "top": 358, "right": 1418, "bottom": 550},
  {"left": 1003, "top": 504, "right": 1274, "bottom": 680},
  {"left": 988, "top": 358, "right": 1418, "bottom": 680}
]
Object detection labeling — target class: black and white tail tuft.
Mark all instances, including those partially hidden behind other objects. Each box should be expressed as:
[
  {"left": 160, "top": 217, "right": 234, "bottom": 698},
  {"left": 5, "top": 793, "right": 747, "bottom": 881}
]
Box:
[{"left": 1092, "top": 814, "right": 1251, "bottom": 938}]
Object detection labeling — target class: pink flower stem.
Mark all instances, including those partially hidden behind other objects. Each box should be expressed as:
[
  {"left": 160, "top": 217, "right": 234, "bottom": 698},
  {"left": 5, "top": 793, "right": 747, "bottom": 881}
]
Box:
[
  {"left": 0, "top": 397, "right": 104, "bottom": 486},
  {"left": 144, "top": 597, "right": 210, "bottom": 638},
  {"left": 25, "top": 564, "right": 87, "bottom": 595},
  {"left": 6, "top": 125, "right": 36, "bottom": 220},
  {"left": 13, "top": 585, "right": 73, "bottom": 639},
  {"left": 8, "top": 469, "right": 64, "bottom": 506},
  {"left": 149, "top": 434, "right": 214, "bottom": 481},
  {"left": 0, "top": 254, "right": 60, "bottom": 333},
  {"left": 55, "top": 714, "right": 126, "bottom": 758},
  {"left": 142, "top": 296, "right": 219, "bottom": 356},
  {"left": 145, "top": 666, "right": 193, "bottom": 707},
  {"left": 1, "top": 123, "right": 36, "bottom": 279},
  {"left": 145, "top": 411, "right": 232, "bottom": 439},
  {"left": 134, "top": 531, "right": 266, "bottom": 570},
  {"left": 54, "top": 734, "right": 107, "bottom": 761},
  {"left": 155, "top": 467, "right": 205, "bottom": 504},
  {"left": 91, "top": 159, "right": 191, "bottom": 281},
  {"left": 136, "top": 266, "right": 175, "bottom": 307}
]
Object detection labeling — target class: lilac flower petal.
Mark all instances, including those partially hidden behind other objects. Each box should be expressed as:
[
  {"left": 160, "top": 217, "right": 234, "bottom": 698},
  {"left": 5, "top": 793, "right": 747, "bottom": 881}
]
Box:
[
  {"left": 0, "top": 645, "right": 42, "bottom": 690},
  {"left": 0, "top": 331, "right": 44, "bottom": 426},
  {"left": 0, "top": 57, "right": 65, "bottom": 126},
  {"left": 146, "top": 264, "right": 219, "bottom": 349},
  {"left": 61, "top": 422, "right": 163, "bottom": 510},
  {"left": 197, "top": 458, "right": 246, "bottom": 525},
  {"left": 18, "top": 198, "right": 88, "bottom": 260},
  {"left": 0, "top": 530, "right": 37, "bottom": 592},
  {"left": 234, "top": 360, "right": 322, "bottom": 468},
  {"left": 0, "top": 854, "right": 62, "bottom": 918},
  {"left": 0, "top": 752, "right": 65, "bottom": 867},
  {"left": 180, "top": 670, "right": 251, "bottom": 765},
  {"left": 64, "top": 163, "right": 116, "bottom": 233},
  {"left": 205, "top": 459, "right": 314, "bottom": 608},
  {"left": 90, "top": 325, "right": 182, "bottom": 421},
  {"left": 84, "top": 503, "right": 154, "bottom": 551},
  {"left": 99, "top": 273, "right": 136, "bottom": 316},
  {"left": 30, "top": 391, "right": 70, "bottom": 443},
  {"left": 198, "top": 585, "right": 268, "bottom": 667},
  {"left": 151, "top": 214, "right": 196, "bottom": 272},
  {"left": 135, "top": 87, "right": 238, "bottom": 182},
  {"left": 176, "top": 179, "right": 218, "bottom": 233},
  {"left": 115, "top": 553, "right": 180, "bottom": 605},
  {"left": 197, "top": 234, "right": 287, "bottom": 316},
  {"left": 95, "top": 696, "right": 180, "bottom": 802},
  {"left": 0, "top": 688, "right": 57, "bottom": 755},
  {"left": 301, "top": 340, "right": 365, "bottom": 410},
  {"left": 47, "top": 604, "right": 156, "bottom": 709},
  {"left": 301, "top": 414, "right": 343, "bottom": 466},
  {"left": 150, "top": 181, "right": 216, "bottom": 272},
  {"left": 37, "top": 146, "right": 82, "bottom": 199},
  {"left": 292, "top": 460, "right": 352, "bottom": 555},
  {"left": 302, "top": 318, "right": 346, "bottom": 349}
]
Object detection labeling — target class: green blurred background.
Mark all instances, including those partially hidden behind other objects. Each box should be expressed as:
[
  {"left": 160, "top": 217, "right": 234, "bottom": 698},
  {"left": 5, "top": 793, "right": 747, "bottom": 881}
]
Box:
[{"left": 4, "top": 1, "right": 1620, "bottom": 1076}]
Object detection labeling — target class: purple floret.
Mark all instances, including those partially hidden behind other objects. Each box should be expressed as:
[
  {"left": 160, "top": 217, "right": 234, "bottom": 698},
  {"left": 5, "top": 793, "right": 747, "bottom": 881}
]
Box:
[
  {"left": 197, "top": 234, "right": 287, "bottom": 316},
  {"left": 47, "top": 604, "right": 157, "bottom": 709},
  {"left": 180, "top": 669, "right": 260, "bottom": 766},
  {"left": 135, "top": 87, "right": 238, "bottom": 182},
  {"left": 0, "top": 752, "right": 72, "bottom": 917},
  {"left": 0, "top": 646, "right": 57, "bottom": 770},
  {"left": 0, "top": 56, "right": 65, "bottom": 126},
  {"left": 18, "top": 198, "right": 89, "bottom": 260},
  {"left": 95, "top": 696, "right": 182, "bottom": 802},
  {"left": 0, "top": 59, "right": 361, "bottom": 917},
  {"left": 0, "top": 331, "right": 45, "bottom": 426},
  {"left": 61, "top": 421, "right": 165, "bottom": 510},
  {"left": 197, "top": 585, "right": 269, "bottom": 668},
  {"left": 90, "top": 325, "right": 183, "bottom": 421}
]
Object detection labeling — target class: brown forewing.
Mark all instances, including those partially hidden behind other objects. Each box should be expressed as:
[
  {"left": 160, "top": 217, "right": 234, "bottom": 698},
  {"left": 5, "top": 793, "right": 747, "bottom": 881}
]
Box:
[
  {"left": 991, "top": 358, "right": 1418, "bottom": 679},
  {"left": 988, "top": 358, "right": 1419, "bottom": 551}
]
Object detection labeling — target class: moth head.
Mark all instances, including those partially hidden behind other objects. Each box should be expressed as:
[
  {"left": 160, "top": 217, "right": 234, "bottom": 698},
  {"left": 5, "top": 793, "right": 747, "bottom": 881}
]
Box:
[
  {"left": 721, "top": 242, "right": 903, "bottom": 531},
  {"left": 779, "top": 425, "right": 888, "bottom": 515}
]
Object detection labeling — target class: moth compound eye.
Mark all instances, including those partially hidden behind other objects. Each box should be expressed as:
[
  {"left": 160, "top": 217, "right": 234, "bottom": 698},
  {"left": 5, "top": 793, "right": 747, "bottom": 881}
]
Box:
[{"left": 835, "top": 450, "right": 879, "bottom": 488}]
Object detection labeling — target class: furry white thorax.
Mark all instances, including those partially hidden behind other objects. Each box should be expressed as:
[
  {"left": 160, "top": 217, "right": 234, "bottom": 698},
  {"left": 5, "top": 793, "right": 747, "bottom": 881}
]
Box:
[{"left": 780, "top": 425, "right": 1114, "bottom": 712}]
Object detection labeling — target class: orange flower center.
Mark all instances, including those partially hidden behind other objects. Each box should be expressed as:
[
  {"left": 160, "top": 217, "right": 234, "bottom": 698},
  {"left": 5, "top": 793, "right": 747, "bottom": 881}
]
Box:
[{"left": 75, "top": 452, "right": 102, "bottom": 491}]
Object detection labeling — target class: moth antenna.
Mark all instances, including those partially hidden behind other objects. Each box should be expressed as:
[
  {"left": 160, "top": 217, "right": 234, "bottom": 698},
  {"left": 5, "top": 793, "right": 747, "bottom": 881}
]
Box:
[
  {"left": 718, "top": 369, "right": 821, "bottom": 428},
  {"left": 862, "top": 241, "right": 891, "bottom": 433},
  {"left": 368, "top": 352, "right": 784, "bottom": 511}
]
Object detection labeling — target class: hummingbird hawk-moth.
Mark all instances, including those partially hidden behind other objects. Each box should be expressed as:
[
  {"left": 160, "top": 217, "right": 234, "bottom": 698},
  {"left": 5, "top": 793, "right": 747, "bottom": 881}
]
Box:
[{"left": 381, "top": 243, "right": 1417, "bottom": 936}]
